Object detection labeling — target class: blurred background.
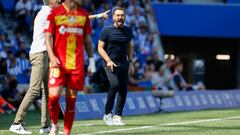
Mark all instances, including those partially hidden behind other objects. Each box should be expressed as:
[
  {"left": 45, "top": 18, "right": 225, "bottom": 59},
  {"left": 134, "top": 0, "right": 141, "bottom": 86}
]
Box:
[{"left": 0, "top": 0, "right": 240, "bottom": 113}]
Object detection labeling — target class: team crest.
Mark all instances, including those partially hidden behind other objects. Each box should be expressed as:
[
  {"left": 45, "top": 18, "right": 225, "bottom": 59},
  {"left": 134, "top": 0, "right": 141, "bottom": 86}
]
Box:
[{"left": 69, "top": 16, "right": 76, "bottom": 24}]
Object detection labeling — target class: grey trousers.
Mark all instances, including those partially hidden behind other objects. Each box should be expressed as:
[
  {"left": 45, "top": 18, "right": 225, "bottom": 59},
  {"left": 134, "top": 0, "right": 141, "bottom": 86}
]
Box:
[{"left": 14, "top": 51, "right": 50, "bottom": 128}]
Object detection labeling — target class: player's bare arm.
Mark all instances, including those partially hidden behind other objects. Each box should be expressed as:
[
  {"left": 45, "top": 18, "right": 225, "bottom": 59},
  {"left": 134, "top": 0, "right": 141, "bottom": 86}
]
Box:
[
  {"left": 98, "top": 40, "right": 117, "bottom": 72},
  {"left": 45, "top": 32, "right": 60, "bottom": 67},
  {"left": 84, "top": 34, "right": 93, "bottom": 58},
  {"left": 84, "top": 34, "right": 96, "bottom": 74},
  {"left": 89, "top": 10, "right": 110, "bottom": 20}
]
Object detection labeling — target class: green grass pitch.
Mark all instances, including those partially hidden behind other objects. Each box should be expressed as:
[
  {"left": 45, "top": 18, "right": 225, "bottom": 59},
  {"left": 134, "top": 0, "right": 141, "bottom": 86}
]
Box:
[{"left": 0, "top": 109, "right": 240, "bottom": 135}]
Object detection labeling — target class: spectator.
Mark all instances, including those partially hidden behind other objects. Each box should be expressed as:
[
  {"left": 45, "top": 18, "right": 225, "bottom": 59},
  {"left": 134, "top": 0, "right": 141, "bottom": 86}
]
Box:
[
  {"left": 137, "top": 24, "right": 148, "bottom": 63},
  {"left": 0, "top": 39, "right": 7, "bottom": 60},
  {"left": 31, "top": 0, "right": 43, "bottom": 16},
  {"left": 7, "top": 52, "right": 22, "bottom": 77},
  {"left": 1, "top": 75, "right": 24, "bottom": 108},
  {"left": 0, "top": 58, "right": 7, "bottom": 75},
  {"left": 127, "top": 0, "right": 145, "bottom": 16},
  {"left": 173, "top": 62, "right": 205, "bottom": 91},
  {"left": 153, "top": 52, "right": 163, "bottom": 69},
  {"left": 139, "top": 33, "right": 156, "bottom": 63},
  {"left": 14, "top": 0, "right": 32, "bottom": 34},
  {"left": 16, "top": 50, "right": 31, "bottom": 74},
  {"left": 10, "top": 30, "right": 24, "bottom": 54},
  {"left": 16, "top": 50, "right": 31, "bottom": 84},
  {"left": 15, "top": 41, "right": 30, "bottom": 57},
  {"left": 173, "top": 62, "right": 193, "bottom": 91},
  {"left": 129, "top": 60, "right": 145, "bottom": 86},
  {"left": 151, "top": 64, "right": 173, "bottom": 90},
  {"left": 0, "top": 32, "right": 11, "bottom": 48},
  {"left": 143, "top": 61, "right": 155, "bottom": 83},
  {"left": 145, "top": 33, "right": 157, "bottom": 54}
]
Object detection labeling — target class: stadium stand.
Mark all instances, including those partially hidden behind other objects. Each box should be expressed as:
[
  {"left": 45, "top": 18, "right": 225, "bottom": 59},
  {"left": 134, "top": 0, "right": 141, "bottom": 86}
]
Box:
[
  {"left": 1, "top": 0, "right": 167, "bottom": 94},
  {"left": 0, "top": 0, "right": 219, "bottom": 112}
]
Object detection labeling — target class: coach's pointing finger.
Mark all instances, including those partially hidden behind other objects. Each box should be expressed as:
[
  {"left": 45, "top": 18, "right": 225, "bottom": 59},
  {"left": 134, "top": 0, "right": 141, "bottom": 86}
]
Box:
[{"left": 107, "top": 60, "right": 117, "bottom": 72}]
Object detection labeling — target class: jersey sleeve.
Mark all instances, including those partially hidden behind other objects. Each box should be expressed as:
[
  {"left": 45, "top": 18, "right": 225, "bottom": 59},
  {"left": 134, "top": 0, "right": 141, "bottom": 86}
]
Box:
[
  {"left": 84, "top": 12, "right": 92, "bottom": 35},
  {"left": 99, "top": 28, "right": 108, "bottom": 42},
  {"left": 44, "top": 11, "right": 55, "bottom": 34}
]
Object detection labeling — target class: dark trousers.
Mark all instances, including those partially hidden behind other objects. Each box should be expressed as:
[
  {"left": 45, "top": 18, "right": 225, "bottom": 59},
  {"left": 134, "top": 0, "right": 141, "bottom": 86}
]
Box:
[{"left": 104, "top": 65, "right": 129, "bottom": 116}]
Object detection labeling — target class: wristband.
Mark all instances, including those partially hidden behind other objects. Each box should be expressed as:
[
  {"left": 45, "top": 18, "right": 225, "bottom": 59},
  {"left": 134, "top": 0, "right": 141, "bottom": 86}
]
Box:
[
  {"left": 88, "top": 57, "right": 96, "bottom": 73},
  {"left": 96, "top": 14, "right": 102, "bottom": 19}
]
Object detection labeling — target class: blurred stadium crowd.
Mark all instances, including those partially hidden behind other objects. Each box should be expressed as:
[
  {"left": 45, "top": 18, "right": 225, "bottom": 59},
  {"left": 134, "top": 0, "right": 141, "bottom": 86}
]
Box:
[{"left": 0, "top": 0, "right": 206, "bottom": 114}]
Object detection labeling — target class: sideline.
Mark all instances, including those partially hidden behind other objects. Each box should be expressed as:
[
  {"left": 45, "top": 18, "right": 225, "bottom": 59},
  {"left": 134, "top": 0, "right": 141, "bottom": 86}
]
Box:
[{"left": 77, "top": 116, "right": 240, "bottom": 135}]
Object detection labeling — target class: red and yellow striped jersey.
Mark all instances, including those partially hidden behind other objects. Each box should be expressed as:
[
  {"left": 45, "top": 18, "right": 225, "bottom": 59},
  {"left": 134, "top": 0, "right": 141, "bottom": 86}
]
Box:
[{"left": 45, "top": 4, "right": 92, "bottom": 71}]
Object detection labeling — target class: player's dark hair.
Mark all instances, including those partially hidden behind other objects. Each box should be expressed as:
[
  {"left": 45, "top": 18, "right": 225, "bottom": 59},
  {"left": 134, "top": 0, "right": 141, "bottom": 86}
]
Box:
[{"left": 58, "top": 0, "right": 65, "bottom": 4}]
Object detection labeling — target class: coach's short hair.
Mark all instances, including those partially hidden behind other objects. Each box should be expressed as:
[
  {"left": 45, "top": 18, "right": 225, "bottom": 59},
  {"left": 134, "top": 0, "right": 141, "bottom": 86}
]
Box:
[
  {"left": 112, "top": 6, "right": 126, "bottom": 15},
  {"left": 43, "top": 0, "right": 50, "bottom": 5}
]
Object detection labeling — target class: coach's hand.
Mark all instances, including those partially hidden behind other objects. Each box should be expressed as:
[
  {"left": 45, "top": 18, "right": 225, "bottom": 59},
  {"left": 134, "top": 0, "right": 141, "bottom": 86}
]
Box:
[
  {"left": 128, "top": 61, "right": 134, "bottom": 75},
  {"left": 88, "top": 57, "right": 96, "bottom": 75},
  {"left": 107, "top": 60, "right": 117, "bottom": 72}
]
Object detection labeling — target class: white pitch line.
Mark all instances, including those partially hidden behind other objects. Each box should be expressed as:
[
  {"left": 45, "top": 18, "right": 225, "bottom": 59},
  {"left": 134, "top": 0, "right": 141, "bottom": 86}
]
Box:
[
  {"left": 161, "top": 118, "right": 222, "bottom": 126},
  {"left": 77, "top": 116, "right": 240, "bottom": 135},
  {"left": 77, "top": 126, "right": 155, "bottom": 135},
  {"left": 162, "top": 116, "right": 240, "bottom": 126},
  {"left": 2, "top": 116, "right": 240, "bottom": 134}
]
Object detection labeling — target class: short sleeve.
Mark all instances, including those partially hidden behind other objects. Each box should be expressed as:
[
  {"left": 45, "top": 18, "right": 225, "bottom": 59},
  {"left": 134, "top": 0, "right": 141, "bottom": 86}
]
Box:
[
  {"left": 99, "top": 28, "right": 108, "bottom": 42},
  {"left": 44, "top": 11, "right": 55, "bottom": 34}
]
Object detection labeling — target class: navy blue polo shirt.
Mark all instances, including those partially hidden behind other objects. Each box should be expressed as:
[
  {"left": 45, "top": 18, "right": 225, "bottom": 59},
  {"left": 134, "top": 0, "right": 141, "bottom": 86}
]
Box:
[{"left": 99, "top": 24, "right": 133, "bottom": 67}]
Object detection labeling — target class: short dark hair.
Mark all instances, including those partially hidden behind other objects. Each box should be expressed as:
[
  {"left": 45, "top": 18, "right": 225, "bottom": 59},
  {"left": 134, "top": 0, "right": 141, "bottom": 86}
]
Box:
[{"left": 112, "top": 6, "right": 126, "bottom": 15}]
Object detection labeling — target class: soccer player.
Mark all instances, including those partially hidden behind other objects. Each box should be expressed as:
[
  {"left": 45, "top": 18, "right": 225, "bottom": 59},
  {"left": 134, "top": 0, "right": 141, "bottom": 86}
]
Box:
[
  {"left": 9, "top": 0, "right": 108, "bottom": 134},
  {"left": 98, "top": 7, "right": 134, "bottom": 126},
  {"left": 45, "top": 0, "right": 95, "bottom": 134},
  {"left": 9, "top": 0, "right": 60, "bottom": 134}
]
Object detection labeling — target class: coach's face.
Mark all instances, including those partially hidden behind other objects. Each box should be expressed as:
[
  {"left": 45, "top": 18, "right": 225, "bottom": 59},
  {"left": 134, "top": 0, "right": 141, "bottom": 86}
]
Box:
[{"left": 113, "top": 9, "right": 125, "bottom": 28}]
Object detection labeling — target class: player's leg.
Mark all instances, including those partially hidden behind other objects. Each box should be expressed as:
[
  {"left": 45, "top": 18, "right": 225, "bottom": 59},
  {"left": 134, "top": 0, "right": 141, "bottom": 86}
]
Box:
[
  {"left": 48, "top": 67, "right": 64, "bottom": 135},
  {"left": 48, "top": 86, "right": 62, "bottom": 135},
  {"left": 63, "top": 72, "right": 84, "bottom": 135},
  {"left": 64, "top": 88, "right": 77, "bottom": 135}
]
